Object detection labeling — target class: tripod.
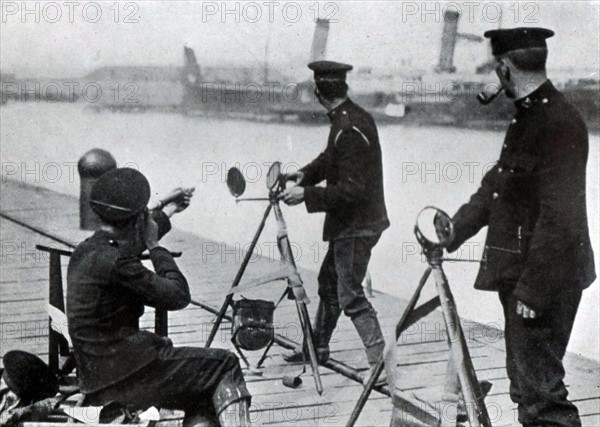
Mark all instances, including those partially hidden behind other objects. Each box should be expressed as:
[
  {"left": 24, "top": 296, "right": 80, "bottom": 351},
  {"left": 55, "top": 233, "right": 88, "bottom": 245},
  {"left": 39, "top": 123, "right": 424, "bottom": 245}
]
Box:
[
  {"left": 347, "top": 208, "right": 492, "bottom": 426},
  {"left": 205, "top": 165, "right": 323, "bottom": 395}
]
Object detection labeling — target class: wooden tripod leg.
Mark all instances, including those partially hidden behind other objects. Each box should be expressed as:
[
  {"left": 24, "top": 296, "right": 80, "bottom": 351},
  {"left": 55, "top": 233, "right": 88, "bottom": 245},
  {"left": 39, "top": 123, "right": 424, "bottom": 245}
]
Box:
[
  {"left": 347, "top": 267, "right": 433, "bottom": 427},
  {"left": 297, "top": 300, "right": 323, "bottom": 395},
  {"left": 432, "top": 266, "right": 492, "bottom": 427},
  {"left": 440, "top": 344, "right": 463, "bottom": 426},
  {"left": 270, "top": 200, "right": 322, "bottom": 393},
  {"left": 205, "top": 203, "right": 272, "bottom": 348},
  {"left": 455, "top": 321, "right": 491, "bottom": 425}
]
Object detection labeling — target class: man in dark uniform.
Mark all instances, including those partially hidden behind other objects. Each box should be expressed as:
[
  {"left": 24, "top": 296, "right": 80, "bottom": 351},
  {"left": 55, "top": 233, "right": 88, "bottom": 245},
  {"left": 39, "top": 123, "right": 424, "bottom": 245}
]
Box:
[
  {"left": 66, "top": 168, "right": 252, "bottom": 427},
  {"left": 438, "top": 28, "right": 596, "bottom": 426},
  {"left": 279, "top": 61, "right": 390, "bottom": 383}
]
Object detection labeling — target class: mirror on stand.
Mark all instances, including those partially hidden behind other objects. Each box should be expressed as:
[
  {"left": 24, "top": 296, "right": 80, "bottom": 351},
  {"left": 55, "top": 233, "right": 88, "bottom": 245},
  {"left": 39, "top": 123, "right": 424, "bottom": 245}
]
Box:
[
  {"left": 227, "top": 167, "right": 246, "bottom": 198},
  {"left": 414, "top": 206, "right": 455, "bottom": 250},
  {"left": 266, "top": 161, "right": 282, "bottom": 191}
]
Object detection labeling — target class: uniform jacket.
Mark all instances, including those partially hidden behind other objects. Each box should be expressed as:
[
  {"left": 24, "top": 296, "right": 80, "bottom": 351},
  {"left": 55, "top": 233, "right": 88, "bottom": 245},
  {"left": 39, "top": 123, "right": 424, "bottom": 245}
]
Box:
[
  {"left": 66, "top": 211, "right": 190, "bottom": 394},
  {"left": 448, "top": 81, "right": 596, "bottom": 312},
  {"left": 300, "top": 98, "right": 390, "bottom": 241}
]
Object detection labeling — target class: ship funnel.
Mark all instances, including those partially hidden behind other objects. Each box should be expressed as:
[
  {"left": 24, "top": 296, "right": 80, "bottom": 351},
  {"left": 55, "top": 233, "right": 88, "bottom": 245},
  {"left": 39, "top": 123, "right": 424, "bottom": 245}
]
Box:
[
  {"left": 183, "top": 46, "right": 201, "bottom": 86},
  {"left": 309, "top": 19, "right": 330, "bottom": 62},
  {"left": 436, "top": 10, "right": 484, "bottom": 73},
  {"left": 437, "top": 10, "right": 460, "bottom": 73}
]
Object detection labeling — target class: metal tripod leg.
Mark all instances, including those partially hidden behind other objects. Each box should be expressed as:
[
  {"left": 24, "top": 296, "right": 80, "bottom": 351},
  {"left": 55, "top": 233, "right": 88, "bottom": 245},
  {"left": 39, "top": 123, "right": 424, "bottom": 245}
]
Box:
[
  {"left": 255, "top": 339, "right": 275, "bottom": 369},
  {"left": 251, "top": 284, "right": 323, "bottom": 394},
  {"left": 255, "top": 287, "right": 290, "bottom": 369},
  {"left": 205, "top": 204, "right": 272, "bottom": 348},
  {"left": 231, "top": 330, "right": 251, "bottom": 369}
]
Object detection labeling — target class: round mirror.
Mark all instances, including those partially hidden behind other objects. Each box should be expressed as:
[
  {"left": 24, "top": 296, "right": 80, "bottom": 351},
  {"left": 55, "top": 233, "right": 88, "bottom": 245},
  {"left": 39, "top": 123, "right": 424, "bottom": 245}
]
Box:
[
  {"left": 414, "top": 206, "right": 455, "bottom": 248},
  {"left": 266, "top": 161, "right": 281, "bottom": 190},
  {"left": 227, "top": 167, "right": 246, "bottom": 197}
]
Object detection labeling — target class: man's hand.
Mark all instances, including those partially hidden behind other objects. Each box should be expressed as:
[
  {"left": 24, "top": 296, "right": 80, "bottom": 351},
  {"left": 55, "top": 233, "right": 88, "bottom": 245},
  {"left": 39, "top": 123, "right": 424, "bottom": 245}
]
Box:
[
  {"left": 283, "top": 171, "right": 304, "bottom": 185},
  {"left": 160, "top": 187, "right": 195, "bottom": 218},
  {"left": 516, "top": 300, "right": 537, "bottom": 319},
  {"left": 434, "top": 212, "right": 452, "bottom": 243},
  {"left": 279, "top": 186, "right": 305, "bottom": 206}
]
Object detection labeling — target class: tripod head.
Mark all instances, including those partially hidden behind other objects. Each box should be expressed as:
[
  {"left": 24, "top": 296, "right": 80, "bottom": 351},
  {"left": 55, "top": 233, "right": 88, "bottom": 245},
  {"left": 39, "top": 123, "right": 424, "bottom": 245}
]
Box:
[
  {"left": 227, "top": 162, "right": 285, "bottom": 203},
  {"left": 265, "top": 161, "right": 285, "bottom": 197},
  {"left": 414, "top": 206, "right": 455, "bottom": 265}
]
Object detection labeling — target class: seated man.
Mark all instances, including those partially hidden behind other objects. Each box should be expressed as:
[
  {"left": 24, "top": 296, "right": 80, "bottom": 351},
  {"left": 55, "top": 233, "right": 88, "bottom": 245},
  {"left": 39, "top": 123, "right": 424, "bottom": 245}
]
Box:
[{"left": 66, "top": 168, "right": 251, "bottom": 427}]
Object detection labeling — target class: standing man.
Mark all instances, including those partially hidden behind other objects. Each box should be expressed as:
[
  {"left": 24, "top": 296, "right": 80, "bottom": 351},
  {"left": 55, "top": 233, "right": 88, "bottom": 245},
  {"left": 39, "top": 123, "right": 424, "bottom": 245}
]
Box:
[
  {"left": 439, "top": 28, "right": 596, "bottom": 426},
  {"left": 279, "top": 61, "right": 390, "bottom": 383},
  {"left": 67, "top": 168, "right": 252, "bottom": 426}
]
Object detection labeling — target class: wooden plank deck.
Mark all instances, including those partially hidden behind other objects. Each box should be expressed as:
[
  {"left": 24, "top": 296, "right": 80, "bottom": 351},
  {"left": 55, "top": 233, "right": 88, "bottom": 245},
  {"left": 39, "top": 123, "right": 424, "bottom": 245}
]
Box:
[{"left": 1, "top": 178, "right": 599, "bottom": 426}]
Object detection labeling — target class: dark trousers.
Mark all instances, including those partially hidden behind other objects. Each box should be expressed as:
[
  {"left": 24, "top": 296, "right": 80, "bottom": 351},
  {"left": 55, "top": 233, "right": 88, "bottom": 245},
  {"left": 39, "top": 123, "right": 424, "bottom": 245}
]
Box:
[
  {"left": 86, "top": 344, "right": 248, "bottom": 417},
  {"left": 315, "top": 236, "right": 385, "bottom": 364},
  {"left": 318, "top": 236, "right": 379, "bottom": 315},
  {"left": 499, "top": 288, "right": 582, "bottom": 426}
]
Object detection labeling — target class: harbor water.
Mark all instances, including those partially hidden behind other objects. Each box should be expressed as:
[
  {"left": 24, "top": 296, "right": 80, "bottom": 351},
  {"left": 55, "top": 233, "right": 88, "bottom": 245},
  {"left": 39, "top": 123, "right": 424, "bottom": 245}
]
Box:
[{"left": 2, "top": 102, "right": 598, "bottom": 361}]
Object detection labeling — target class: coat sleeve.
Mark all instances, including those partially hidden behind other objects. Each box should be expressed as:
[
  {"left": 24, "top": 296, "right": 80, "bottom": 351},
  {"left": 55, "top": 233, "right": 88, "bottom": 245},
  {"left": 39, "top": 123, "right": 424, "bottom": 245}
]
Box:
[
  {"left": 151, "top": 209, "right": 172, "bottom": 240},
  {"left": 513, "top": 122, "right": 587, "bottom": 312},
  {"left": 112, "top": 246, "right": 190, "bottom": 310},
  {"left": 299, "top": 149, "right": 333, "bottom": 187},
  {"left": 303, "top": 128, "right": 369, "bottom": 213},
  {"left": 446, "top": 165, "right": 498, "bottom": 252}
]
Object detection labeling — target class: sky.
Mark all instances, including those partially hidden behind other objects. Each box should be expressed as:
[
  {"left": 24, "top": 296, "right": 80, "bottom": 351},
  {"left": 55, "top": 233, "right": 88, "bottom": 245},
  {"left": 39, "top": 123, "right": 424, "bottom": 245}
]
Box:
[{"left": 1, "top": 1, "right": 599, "bottom": 79}]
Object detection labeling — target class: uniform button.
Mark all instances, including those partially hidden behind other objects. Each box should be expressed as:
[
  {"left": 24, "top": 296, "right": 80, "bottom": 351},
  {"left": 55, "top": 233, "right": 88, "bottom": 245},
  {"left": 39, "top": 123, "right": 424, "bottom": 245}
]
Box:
[
  {"left": 511, "top": 119, "right": 517, "bottom": 124},
  {"left": 492, "top": 192, "right": 499, "bottom": 199},
  {"left": 503, "top": 144, "right": 508, "bottom": 148},
  {"left": 542, "top": 98, "right": 548, "bottom": 104},
  {"left": 498, "top": 167, "right": 503, "bottom": 173},
  {"left": 509, "top": 169, "right": 514, "bottom": 173}
]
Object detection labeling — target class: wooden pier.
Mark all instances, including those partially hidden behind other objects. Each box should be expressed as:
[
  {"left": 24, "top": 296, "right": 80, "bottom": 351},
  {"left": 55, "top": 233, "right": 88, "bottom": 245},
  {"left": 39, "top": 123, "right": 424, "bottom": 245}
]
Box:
[{"left": 1, "top": 178, "right": 598, "bottom": 426}]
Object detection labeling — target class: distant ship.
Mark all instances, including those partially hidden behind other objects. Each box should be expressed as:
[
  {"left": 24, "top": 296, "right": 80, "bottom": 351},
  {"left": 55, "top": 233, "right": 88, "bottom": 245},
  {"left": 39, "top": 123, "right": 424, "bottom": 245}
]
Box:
[
  {"left": 176, "top": 14, "right": 598, "bottom": 129},
  {"left": 3, "top": 16, "right": 596, "bottom": 130},
  {"left": 254, "top": 14, "right": 598, "bottom": 129}
]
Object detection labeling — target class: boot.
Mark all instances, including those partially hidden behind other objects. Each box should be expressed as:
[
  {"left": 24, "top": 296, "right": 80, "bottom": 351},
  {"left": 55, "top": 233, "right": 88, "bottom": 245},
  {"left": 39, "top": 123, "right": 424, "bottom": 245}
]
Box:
[
  {"left": 362, "top": 363, "right": 388, "bottom": 387},
  {"left": 352, "top": 306, "right": 386, "bottom": 388},
  {"left": 212, "top": 367, "right": 252, "bottom": 427},
  {"left": 283, "top": 301, "right": 341, "bottom": 364},
  {"left": 350, "top": 306, "right": 385, "bottom": 367},
  {"left": 441, "top": 391, "right": 468, "bottom": 425},
  {"left": 217, "top": 399, "right": 252, "bottom": 427},
  {"left": 183, "top": 411, "right": 220, "bottom": 427},
  {"left": 440, "top": 384, "right": 492, "bottom": 425},
  {"left": 282, "top": 343, "right": 330, "bottom": 364}
]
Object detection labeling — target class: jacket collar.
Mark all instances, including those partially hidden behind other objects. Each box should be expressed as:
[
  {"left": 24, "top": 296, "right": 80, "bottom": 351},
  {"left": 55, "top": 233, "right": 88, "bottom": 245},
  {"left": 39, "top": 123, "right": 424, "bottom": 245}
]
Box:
[
  {"left": 327, "top": 98, "right": 352, "bottom": 121},
  {"left": 514, "top": 80, "right": 557, "bottom": 111}
]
